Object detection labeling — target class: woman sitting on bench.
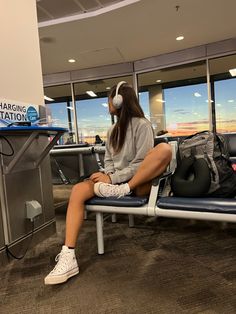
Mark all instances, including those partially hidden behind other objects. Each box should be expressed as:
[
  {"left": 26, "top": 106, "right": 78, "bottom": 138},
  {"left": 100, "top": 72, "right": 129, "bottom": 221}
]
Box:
[{"left": 44, "top": 81, "right": 172, "bottom": 285}]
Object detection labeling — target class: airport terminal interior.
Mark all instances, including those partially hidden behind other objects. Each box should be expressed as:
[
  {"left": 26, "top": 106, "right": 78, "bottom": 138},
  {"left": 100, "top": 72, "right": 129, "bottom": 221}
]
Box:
[{"left": 1, "top": 0, "right": 236, "bottom": 313}]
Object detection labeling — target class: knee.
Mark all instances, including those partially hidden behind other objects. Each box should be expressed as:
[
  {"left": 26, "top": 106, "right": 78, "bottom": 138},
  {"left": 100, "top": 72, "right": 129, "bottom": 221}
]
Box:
[
  {"left": 71, "top": 181, "right": 94, "bottom": 199},
  {"left": 163, "top": 143, "right": 172, "bottom": 163},
  {"left": 71, "top": 182, "right": 83, "bottom": 193},
  {"left": 154, "top": 143, "right": 172, "bottom": 165}
]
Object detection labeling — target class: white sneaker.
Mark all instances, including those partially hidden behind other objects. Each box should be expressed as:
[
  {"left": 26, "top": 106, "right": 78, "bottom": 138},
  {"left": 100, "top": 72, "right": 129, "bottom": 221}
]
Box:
[
  {"left": 94, "top": 182, "right": 130, "bottom": 198},
  {"left": 44, "top": 245, "right": 79, "bottom": 285}
]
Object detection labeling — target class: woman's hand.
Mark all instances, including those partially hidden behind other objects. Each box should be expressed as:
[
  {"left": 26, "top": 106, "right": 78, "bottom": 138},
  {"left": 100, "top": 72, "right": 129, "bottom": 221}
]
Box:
[{"left": 89, "top": 172, "right": 111, "bottom": 183}]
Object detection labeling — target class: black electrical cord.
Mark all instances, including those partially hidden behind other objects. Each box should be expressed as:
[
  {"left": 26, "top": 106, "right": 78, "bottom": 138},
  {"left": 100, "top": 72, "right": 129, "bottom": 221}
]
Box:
[
  {"left": 6, "top": 219, "right": 35, "bottom": 260},
  {"left": 0, "top": 135, "right": 14, "bottom": 156}
]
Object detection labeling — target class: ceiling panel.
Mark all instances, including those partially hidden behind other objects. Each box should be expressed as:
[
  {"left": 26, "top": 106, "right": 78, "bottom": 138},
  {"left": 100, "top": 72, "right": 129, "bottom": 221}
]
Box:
[
  {"left": 37, "top": 7, "right": 52, "bottom": 22},
  {"left": 78, "top": 47, "right": 125, "bottom": 67},
  {"left": 37, "top": 0, "right": 82, "bottom": 19},
  {"left": 76, "top": 0, "right": 100, "bottom": 11},
  {"left": 100, "top": 0, "right": 121, "bottom": 5},
  {"left": 38, "top": 0, "right": 236, "bottom": 75},
  {"left": 37, "top": 0, "right": 125, "bottom": 22}
]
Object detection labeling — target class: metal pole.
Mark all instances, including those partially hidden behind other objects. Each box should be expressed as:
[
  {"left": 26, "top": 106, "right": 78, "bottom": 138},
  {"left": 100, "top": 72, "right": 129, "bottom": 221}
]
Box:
[
  {"left": 70, "top": 82, "right": 79, "bottom": 143},
  {"left": 96, "top": 212, "right": 104, "bottom": 254},
  {"left": 132, "top": 63, "right": 138, "bottom": 95},
  {"left": 206, "top": 59, "right": 214, "bottom": 132}
]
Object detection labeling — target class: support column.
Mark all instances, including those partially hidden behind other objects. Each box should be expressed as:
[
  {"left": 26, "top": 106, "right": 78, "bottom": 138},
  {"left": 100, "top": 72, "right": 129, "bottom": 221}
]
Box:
[
  {"left": 149, "top": 85, "right": 166, "bottom": 135},
  {"left": 0, "top": 0, "right": 44, "bottom": 106}
]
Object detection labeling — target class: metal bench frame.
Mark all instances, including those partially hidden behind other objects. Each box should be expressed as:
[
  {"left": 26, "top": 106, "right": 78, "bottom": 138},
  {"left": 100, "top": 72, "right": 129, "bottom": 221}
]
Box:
[{"left": 85, "top": 138, "right": 236, "bottom": 254}]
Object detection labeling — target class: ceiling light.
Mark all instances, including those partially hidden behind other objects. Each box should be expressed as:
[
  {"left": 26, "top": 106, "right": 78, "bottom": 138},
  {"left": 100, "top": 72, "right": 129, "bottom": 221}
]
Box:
[
  {"left": 106, "top": 87, "right": 111, "bottom": 90},
  {"left": 229, "top": 68, "right": 236, "bottom": 76},
  {"left": 228, "top": 99, "right": 234, "bottom": 103},
  {"left": 68, "top": 59, "right": 76, "bottom": 63},
  {"left": 44, "top": 95, "right": 54, "bottom": 101},
  {"left": 86, "top": 91, "right": 97, "bottom": 97},
  {"left": 194, "top": 92, "right": 201, "bottom": 97},
  {"left": 156, "top": 79, "right": 162, "bottom": 83},
  {"left": 176, "top": 36, "right": 184, "bottom": 41},
  {"left": 101, "top": 103, "right": 108, "bottom": 107}
]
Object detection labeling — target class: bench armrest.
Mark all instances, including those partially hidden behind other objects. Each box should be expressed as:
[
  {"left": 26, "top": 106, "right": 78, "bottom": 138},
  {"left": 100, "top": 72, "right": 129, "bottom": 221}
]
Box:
[
  {"left": 152, "top": 170, "right": 173, "bottom": 186},
  {"left": 147, "top": 171, "right": 173, "bottom": 215}
]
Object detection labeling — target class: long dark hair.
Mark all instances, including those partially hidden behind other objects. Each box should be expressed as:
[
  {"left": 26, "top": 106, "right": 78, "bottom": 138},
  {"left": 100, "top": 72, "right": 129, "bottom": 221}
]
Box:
[{"left": 109, "top": 83, "right": 145, "bottom": 153}]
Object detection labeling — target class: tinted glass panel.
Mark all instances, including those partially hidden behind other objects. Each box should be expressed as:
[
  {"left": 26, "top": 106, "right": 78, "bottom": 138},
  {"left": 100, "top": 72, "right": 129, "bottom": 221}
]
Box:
[
  {"left": 138, "top": 61, "right": 208, "bottom": 136},
  {"left": 209, "top": 54, "right": 236, "bottom": 133},
  {"left": 44, "top": 84, "right": 74, "bottom": 144}
]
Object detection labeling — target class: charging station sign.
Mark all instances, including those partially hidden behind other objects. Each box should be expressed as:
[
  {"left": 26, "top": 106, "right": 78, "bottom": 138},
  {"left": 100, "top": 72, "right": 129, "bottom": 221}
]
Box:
[{"left": 0, "top": 99, "right": 40, "bottom": 124}]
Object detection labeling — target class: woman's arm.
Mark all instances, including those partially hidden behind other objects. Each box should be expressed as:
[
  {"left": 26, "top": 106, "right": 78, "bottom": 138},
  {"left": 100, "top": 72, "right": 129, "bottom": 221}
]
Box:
[
  {"left": 109, "top": 122, "right": 154, "bottom": 184},
  {"left": 104, "top": 146, "right": 115, "bottom": 174},
  {"left": 104, "top": 128, "right": 115, "bottom": 174},
  {"left": 89, "top": 172, "right": 111, "bottom": 183}
]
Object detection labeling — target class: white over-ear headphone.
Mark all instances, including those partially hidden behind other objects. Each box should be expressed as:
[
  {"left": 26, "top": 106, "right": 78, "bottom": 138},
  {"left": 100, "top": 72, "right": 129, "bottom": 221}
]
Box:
[{"left": 112, "top": 81, "right": 127, "bottom": 109}]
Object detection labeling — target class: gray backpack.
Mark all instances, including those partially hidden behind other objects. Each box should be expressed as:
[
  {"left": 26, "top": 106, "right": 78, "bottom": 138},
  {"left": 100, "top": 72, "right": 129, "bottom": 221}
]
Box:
[{"left": 172, "top": 131, "right": 236, "bottom": 197}]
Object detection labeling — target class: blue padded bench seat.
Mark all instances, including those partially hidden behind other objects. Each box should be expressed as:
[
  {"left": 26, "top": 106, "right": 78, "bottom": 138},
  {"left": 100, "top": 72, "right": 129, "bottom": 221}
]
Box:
[
  {"left": 157, "top": 197, "right": 236, "bottom": 214},
  {"left": 86, "top": 196, "right": 148, "bottom": 207}
]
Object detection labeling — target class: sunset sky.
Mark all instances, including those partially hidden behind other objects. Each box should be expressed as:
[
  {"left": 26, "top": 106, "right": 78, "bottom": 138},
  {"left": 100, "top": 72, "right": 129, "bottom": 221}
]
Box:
[{"left": 47, "top": 77, "right": 236, "bottom": 143}]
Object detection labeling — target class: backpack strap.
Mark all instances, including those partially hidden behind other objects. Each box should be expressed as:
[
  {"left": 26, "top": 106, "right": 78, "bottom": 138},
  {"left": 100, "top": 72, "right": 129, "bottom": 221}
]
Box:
[
  {"left": 184, "top": 130, "right": 209, "bottom": 140},
  {"left": 215, "top": 133, "right": 230, "bottom": 159}
]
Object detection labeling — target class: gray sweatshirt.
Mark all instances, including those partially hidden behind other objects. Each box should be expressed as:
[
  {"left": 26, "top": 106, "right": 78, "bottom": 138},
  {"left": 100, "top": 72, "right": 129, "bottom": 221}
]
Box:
[{"left": 104, "top": 117, "right": 154, "bottom": 184}]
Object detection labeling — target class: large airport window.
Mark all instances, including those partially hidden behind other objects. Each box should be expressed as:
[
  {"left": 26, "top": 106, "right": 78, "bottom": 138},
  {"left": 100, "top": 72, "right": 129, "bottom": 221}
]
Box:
[
  {"left": 139, "top": 91, "right": 150, "bottom": 120},
  {"left": 44, "top": 84, "right": 75, "bottom": 145},
  {"left": 209, "top": 54, "right": 236, "bottom": 133},
  {"left": 73, "top": 76, "right": 133, "bottom": 144},
  {"left": 137, "top": 61, "right": 209, "bottom": 136},
  {"left": 164, "top": 83, "right": 209, "bottom": 136}
]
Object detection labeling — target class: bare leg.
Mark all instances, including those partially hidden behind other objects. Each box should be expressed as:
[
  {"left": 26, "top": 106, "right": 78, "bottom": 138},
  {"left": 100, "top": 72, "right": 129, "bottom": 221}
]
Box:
[
  {"left": 65, "top": 180, "right": 95, "bottom": 247},
  {"left": 128, "top": 143, "right": 172, "bottom": 191}
]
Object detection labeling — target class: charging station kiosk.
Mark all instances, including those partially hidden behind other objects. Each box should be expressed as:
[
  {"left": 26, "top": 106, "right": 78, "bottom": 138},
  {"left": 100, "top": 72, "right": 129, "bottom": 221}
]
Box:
[{"left": 0, "top": 126, "right": 66, "bottom": 263}]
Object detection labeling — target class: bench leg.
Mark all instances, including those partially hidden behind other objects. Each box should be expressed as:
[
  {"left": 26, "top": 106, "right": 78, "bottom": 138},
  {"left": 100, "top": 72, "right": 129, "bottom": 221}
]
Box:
[
  {"left": 128, "top": 214, "right": 134, "bottom": 227},
  {"left": 84, "top": 210, "right": 88, "bottom": 220},
  {"left": 96, "top": 212, "right": 104, "bottom": 254},
  {"left": 111, "top": 213, "right": 117, "bottom": 223}
]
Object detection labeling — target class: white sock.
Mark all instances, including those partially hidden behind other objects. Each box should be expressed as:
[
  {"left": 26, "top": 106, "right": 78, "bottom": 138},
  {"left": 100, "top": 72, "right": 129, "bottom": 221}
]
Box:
[
  {"left": 124, "top": 183, "right": 131, "bottom": 193},
  {"left": 64, "top": 245, "right": 75, "bottom": 252}
]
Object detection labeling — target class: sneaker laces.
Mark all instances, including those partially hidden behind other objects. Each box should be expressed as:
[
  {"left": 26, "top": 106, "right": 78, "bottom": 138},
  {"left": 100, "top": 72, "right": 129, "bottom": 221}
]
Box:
[
  {"left": 50, "top": 251, "right": 73, "bottom": 274},
  {"left": 100, "top": 183, "right": 129, "bottom": 198}
]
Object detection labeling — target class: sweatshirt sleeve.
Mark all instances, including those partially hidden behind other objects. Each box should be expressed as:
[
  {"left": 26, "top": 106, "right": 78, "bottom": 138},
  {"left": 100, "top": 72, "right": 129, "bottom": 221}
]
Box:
[
  {"left": 104, "top": 128, "right": 115, "bottom": 174},
  {"left": 109, "top": 121, "right": 154, "bottom": 184}
]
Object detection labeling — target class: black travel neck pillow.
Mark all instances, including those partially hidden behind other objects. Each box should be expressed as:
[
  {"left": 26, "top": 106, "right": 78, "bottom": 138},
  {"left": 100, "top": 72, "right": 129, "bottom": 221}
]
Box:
[{"left": 171, "top": 156, "right": 211, "bottom": 197}]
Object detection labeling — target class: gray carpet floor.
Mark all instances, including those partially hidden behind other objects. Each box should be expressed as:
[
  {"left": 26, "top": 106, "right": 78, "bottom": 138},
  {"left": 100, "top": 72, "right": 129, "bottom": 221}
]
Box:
[{"left": 1, "top": 206, "right": 236, "bottom": 313}]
